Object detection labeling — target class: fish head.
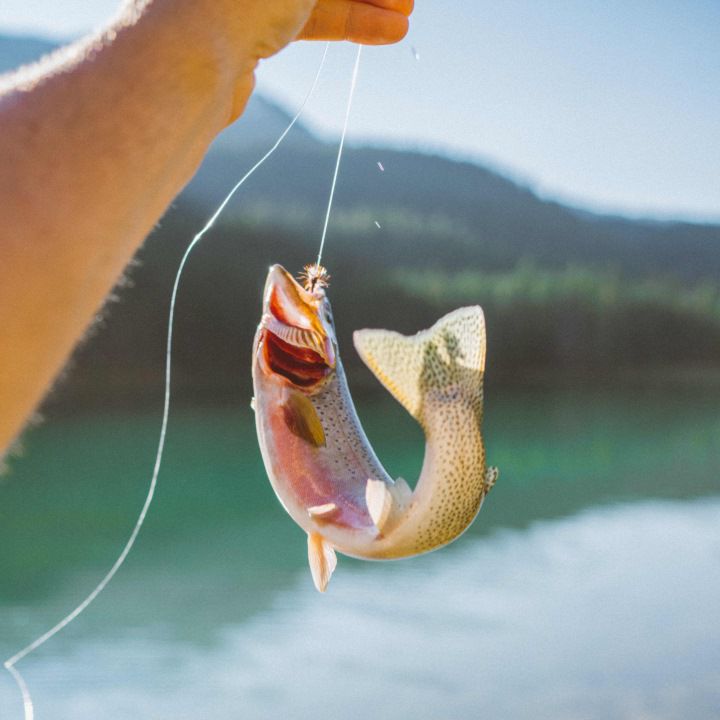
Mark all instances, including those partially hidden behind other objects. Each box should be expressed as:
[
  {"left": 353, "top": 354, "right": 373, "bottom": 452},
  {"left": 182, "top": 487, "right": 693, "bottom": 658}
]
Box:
[{"left": 254, "top": 264, "right": 337, "bottom": 391}]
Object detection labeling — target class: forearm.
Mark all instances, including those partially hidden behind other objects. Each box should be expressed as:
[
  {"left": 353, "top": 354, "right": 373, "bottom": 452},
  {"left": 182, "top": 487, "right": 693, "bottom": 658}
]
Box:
[
  {"left": 0, "top": 0, "right": 412, "bottom": 453},
  {"left": 0, "top": 1, "right": 257, "bottom": 450}
]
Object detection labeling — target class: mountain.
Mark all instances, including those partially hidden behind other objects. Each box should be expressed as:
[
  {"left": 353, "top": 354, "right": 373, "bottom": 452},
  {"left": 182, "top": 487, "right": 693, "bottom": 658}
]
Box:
[
  {"left": 0, "top": 34, "right": 56, "bottom": 72},
  {"left": 2, "top": 32, "right": 718, "bottom": 281},
  {"left": 187, "top": 140, "right": 720, "bottom": 280},
  {"left": 2, "top": 32, "right": 720, "bottom": 404}
]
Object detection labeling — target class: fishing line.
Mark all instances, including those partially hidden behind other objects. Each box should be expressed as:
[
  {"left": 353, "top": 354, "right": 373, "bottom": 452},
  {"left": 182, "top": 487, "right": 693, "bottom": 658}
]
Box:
[
  {"left": 3, "top": 42, "right": 330, "bottom": 720},
  {"left": 316, "top": 44, "right": 362, "bottom": 268}
]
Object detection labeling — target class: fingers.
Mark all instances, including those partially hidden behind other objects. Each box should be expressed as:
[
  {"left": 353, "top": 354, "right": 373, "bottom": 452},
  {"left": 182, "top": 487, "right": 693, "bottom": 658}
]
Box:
[
  {"left": 360, "top": 0, "right": 414, "bottom": 14},
  {"left": 297, "top": 0, "right": 413, "bottom": 45}
]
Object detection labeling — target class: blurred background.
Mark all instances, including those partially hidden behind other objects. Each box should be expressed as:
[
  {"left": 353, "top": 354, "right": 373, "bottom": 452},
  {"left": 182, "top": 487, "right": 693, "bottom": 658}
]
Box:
[{"left": 1, "top": 2, "right": 719, "bottom": 718}]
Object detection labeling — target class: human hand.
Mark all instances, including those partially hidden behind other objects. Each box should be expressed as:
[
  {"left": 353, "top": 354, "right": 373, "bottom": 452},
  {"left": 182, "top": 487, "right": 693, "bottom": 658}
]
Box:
[
  {"left": 117, "top": 0, "right": 414, "bottom": 123},
  {"left": 297, "top": 0, "right": 414, "bottom": 46},
  {"left": 235, "top": 0, "right": 413, "bottom": 61},
  {"left": 191, "top": 0, "right": 413, "bottom": 120}
]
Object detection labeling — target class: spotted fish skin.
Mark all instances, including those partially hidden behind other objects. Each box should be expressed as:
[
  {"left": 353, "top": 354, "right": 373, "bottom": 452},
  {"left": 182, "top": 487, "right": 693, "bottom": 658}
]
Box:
[
  {"left": 252, "top": 265, "right": 497, "bottom": 590},
  {"left": 353, "top": 307, "right": 497, "bottom": 558}
]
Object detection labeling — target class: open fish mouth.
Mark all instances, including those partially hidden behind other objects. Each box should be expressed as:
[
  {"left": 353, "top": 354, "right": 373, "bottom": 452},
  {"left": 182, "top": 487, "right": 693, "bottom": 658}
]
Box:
[
  {"left": 261, "top": 313, "right": 333, "bottom": 387},
  {"left": 260, "top": 265, "right": 335, "bottom": 388}
]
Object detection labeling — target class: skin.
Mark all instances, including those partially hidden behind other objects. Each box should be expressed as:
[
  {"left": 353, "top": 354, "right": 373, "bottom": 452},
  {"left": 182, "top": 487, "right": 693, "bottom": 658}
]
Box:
[
  {"left": 0, "top": 0, "right": 413, "bottom": 455},
  {"left": 252, "top": 265, "right": 497, "bottom": 591}
]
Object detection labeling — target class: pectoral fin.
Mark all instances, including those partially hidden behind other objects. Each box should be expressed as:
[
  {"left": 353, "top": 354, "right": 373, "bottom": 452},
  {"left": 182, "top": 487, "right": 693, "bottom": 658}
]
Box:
[
  {"left": 307, "top": 533, "right": 337, "bottom": 593},
  {"left": 283, "top": 393, "right": 326, "bottom": 447}
]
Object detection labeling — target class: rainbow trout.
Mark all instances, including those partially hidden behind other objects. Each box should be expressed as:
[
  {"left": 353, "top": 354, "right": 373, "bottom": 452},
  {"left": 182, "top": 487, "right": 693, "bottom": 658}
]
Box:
[{"left": 252, "top": 264, "right": 498, "bottom": 592}]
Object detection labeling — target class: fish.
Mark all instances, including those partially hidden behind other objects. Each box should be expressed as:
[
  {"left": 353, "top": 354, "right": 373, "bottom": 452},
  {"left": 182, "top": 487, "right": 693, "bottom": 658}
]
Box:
[{"left": 251, "top": 264, "right": 498, "bottom": 592}]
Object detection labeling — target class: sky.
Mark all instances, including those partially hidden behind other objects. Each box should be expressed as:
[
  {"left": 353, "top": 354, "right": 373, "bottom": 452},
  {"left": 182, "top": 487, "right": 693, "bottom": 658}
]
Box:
[{"left": 1, "top": 0, "right": 719, "bottom": 222}]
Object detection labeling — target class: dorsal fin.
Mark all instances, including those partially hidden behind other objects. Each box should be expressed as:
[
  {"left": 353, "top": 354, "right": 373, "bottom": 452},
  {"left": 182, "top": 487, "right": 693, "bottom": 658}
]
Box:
[{"left": 353, "top": 306, "right": 486, "bottom": 421}]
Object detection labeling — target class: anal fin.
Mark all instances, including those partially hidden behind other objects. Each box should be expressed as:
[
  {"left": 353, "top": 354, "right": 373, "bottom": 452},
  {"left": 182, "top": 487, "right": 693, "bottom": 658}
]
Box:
[
  {"left": 307, "top": 533, "right": 337, "bottom": 593},
  {"left": 366, "top": 479, "right": 393, "bottom": 530},
  {"left": 394, "top": 477, "right": 413, "bottom": 504},
  {"left": 366, "top": 478, "right": 412, "bottom": 533}
]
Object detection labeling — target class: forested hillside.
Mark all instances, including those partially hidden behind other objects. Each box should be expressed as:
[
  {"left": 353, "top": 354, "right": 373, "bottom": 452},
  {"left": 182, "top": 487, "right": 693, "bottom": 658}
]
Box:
[{"left": 2, "top": 33, "right": 720, "bottom": 410}]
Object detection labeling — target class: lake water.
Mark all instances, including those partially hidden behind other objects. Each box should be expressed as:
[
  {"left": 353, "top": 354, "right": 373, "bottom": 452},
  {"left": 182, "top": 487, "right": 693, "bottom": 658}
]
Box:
[{"left": 1, "top": 387, "right": 719, "bottom": 719}]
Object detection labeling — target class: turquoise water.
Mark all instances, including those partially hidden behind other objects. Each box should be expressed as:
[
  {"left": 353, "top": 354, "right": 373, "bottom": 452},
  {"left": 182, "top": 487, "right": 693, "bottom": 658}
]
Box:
[{"left": 0, "top": 387, "right": 719, "bottom": 718}]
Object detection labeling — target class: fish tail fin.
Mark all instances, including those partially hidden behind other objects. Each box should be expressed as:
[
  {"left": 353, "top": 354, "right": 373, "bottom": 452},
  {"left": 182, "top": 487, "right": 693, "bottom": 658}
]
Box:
[{"left": 353, "top": 306, "right": 486, "bottom": 424}]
